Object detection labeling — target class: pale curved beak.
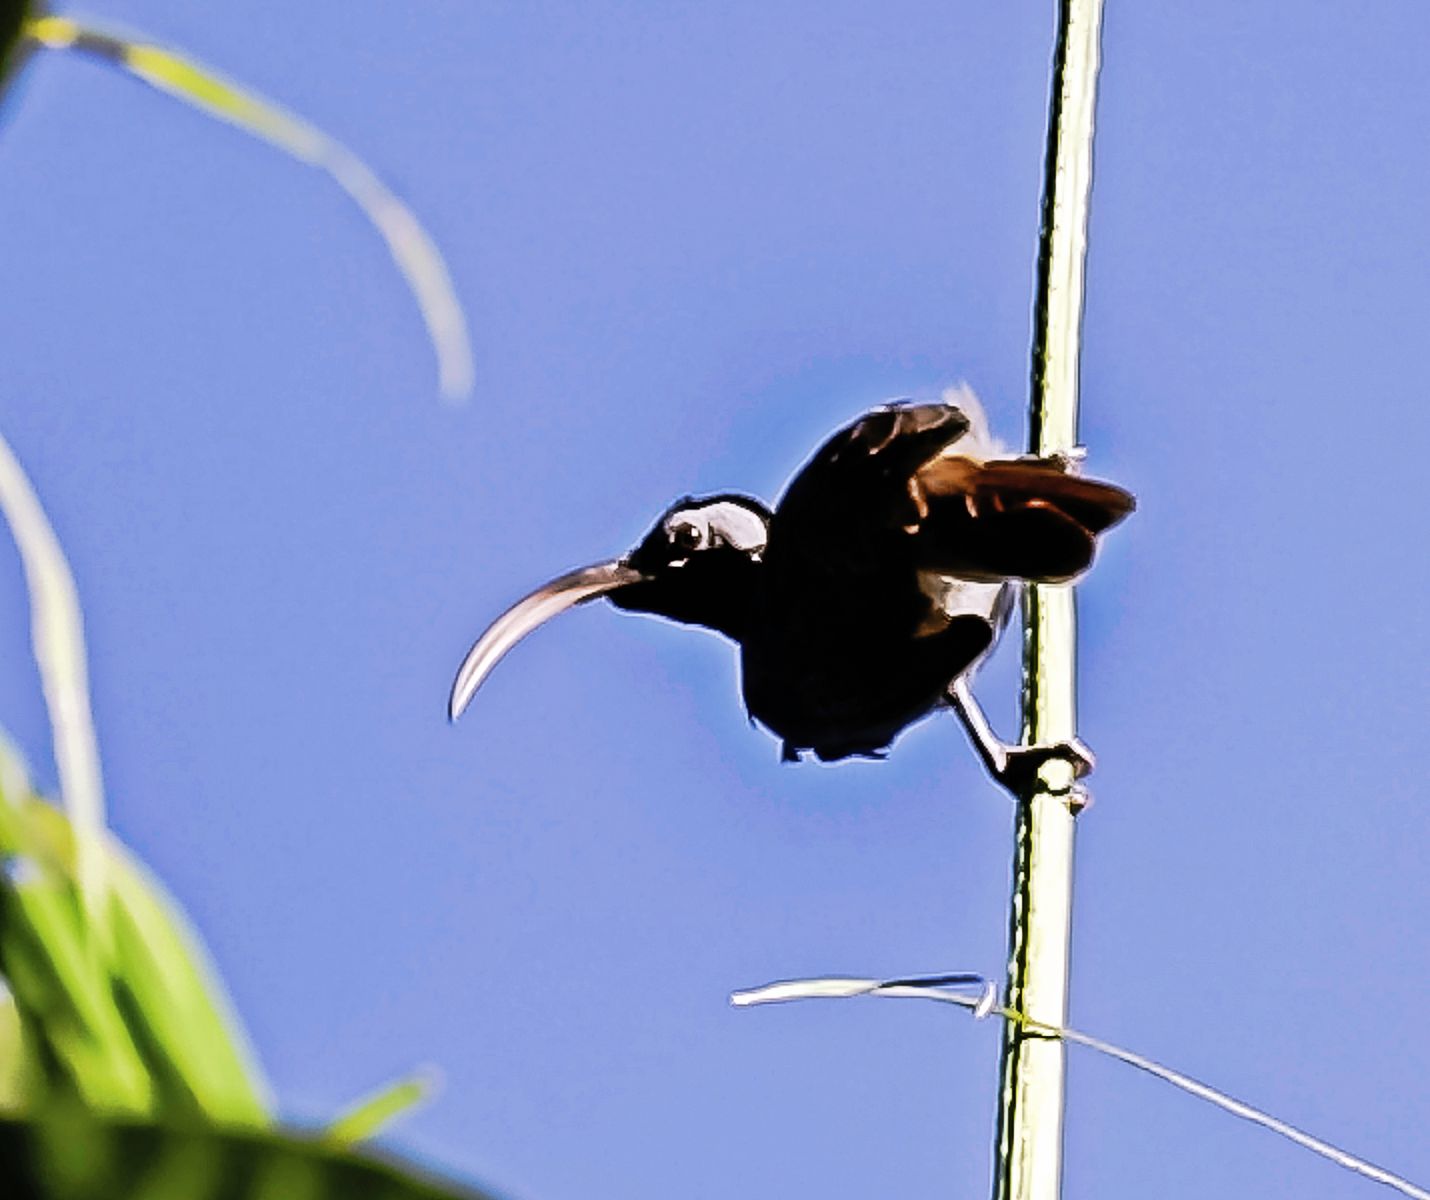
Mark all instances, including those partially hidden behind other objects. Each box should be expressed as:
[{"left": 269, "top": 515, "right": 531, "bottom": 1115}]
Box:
[{"left": 448, "top": 561, "right": 648, "bottom": 722}]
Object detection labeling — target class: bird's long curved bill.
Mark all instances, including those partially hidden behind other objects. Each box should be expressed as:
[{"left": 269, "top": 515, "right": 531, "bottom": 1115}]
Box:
[{"left": 448, "top": 561, "right": 647, "bottom": 722}]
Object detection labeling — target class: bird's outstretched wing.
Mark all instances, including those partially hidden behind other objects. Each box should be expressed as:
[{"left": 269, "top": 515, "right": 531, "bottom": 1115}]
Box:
[{"left": 910, "top": 455, "right": 1135, "bottom": 583}]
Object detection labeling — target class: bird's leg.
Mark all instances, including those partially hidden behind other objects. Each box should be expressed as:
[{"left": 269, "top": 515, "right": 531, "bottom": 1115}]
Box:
[{"left": 945, "top": 678, "right": 1094, "bottom": 804}]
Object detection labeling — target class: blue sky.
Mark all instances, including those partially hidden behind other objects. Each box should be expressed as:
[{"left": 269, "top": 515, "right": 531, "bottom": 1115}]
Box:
[{"left": 2, "top": 3, "right": 1428, "bottom": 1197}]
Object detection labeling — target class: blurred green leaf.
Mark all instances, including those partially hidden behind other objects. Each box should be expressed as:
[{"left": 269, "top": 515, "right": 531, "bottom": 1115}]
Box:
[
  {"left": 105, "top": 843, "right": 270, "bottom": 1126},
  {"left": 1, "top": 0, "right": 35, "bottom": 91},
  {"left": 0, "top": 875, "right": 155, "bottom": 1115},
  {"left": 0, "top": 747, "right": 75, "bottom": 876},
  {"left": 0, "top": 1112, "right": 500, "bottom": 1200},
  {"left": 0, "top": 739, "right": 268, "bottom": 1124},
  {"left": 0, "top": 990, "right": 29, "bottom": 1113},
  {"left": 25, "top": 14, "right": 475, "bottom": 401},
  {"left": 0, "top": 741, "right": 134, "bottom": 1114},
  {"left": 328, "top": 1070, "right": 438, "bottom": 1146}
]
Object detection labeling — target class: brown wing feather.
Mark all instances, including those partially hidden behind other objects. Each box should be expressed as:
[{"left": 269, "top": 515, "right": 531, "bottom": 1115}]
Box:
[
  {"left": 917, "top": 457, "right": 1135, "bottom": 531},
  {"left": 911, "top": 456, "right": 1135, "bottom": 582}
]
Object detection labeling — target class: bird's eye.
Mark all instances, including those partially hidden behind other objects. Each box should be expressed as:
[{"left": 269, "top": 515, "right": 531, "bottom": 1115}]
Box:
[{"left": 671, "top": 521, "right": 706, "bottom": 552}]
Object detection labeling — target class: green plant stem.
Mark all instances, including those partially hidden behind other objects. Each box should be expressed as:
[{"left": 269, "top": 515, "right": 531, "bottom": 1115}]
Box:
[{"left": 992, "top": 3, "right": 1105, "bottom": 1199}]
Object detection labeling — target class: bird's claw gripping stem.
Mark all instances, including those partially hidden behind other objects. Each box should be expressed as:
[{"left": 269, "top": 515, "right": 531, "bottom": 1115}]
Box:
[
  {"left": 994, "top": 739, "right": 1094, "bottom": 801},
  {"left": 945, "top": 679, "right": 1094, "bottom": 807}
]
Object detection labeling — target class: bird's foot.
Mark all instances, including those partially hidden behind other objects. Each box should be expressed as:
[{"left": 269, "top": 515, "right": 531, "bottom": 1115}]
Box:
[
  {"left": 946, "top": 679, "right": 1095, "bottom": 807},
  {"left": 990, "top": 737, "right": 1095, "bottom": 806}
]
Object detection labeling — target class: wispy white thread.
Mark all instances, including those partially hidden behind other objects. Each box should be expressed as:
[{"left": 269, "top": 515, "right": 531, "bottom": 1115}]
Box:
[{"left": 731, "top": 973, "right": 1429, "bottom": 1200}]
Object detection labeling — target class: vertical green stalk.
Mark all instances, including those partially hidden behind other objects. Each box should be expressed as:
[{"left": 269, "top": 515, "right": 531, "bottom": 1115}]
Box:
[{"left": 992, "top": 3, "right": 1105, "bottom": 1200}]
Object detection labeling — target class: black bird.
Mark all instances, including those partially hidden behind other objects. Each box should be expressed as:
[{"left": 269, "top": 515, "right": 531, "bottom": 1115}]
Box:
[{"left": 449, "top": 395, "right": 1134, "bottom": 785}]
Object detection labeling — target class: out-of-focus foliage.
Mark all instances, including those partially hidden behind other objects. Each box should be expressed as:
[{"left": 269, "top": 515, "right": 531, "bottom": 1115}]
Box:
[
  {"left": 0, "top": 601, "right": 481, "bottom": 1194},
  {"left": 0, "top": 741, "right": 487, "bottom": 1196},
  {"left": 0, "top": 298, "right": 470, "bottom": 1191},
  {"left": 328, "top": 1072, "right": 442, "bottom": 1149},
  {"left": 11, "top": 10, "right": 473, "bottom": 400},
  {"left": 1, "top": 8, "right": 505, "bottom": 1195},
  {"left": 1, "top": 1110, "right": 495, "bottom": 1200},
  {"left": 0, "top": 737, "right": 269, "bottom": 1123},
  {"left": 0, "top": 0, "right": 35, "bottom": 89}
]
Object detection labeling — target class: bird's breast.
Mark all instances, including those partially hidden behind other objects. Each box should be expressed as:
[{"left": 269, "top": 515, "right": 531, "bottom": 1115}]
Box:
[{"left": 737, "top": 564, "right": 1007, "bottom": 761}]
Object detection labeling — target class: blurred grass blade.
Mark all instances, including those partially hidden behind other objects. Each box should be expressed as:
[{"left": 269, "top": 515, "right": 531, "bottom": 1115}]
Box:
[
  {"left": 25, "top": 15, "right": 475, "bottom": 401},
  {"left": 1, "top": 1111, "right": 501, "bottom": 1200},
  {"left": 0, "top": 428, "right": 106, "bottom": 915},
  {"left": 327, "top": 1069, "right": 438, "bottom": 1146},
  {"left": 105, "top": 840, "right": 271, "bottom": 1126}
]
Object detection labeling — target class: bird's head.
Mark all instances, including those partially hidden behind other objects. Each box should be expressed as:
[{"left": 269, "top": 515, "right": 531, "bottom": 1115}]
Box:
[{"left": 448, "top": 494, "right": 771, "bottom": 723}]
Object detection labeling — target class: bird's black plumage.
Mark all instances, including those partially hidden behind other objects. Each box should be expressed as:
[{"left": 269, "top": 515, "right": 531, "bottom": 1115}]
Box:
[{"left": 450, "top": 397, "right": 1134, "bottom": 768}]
